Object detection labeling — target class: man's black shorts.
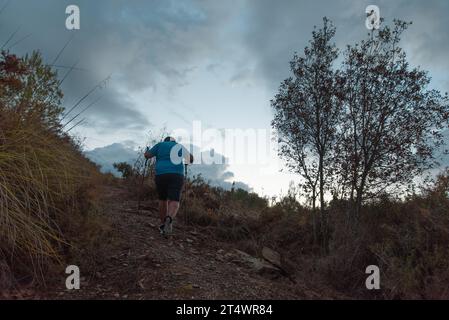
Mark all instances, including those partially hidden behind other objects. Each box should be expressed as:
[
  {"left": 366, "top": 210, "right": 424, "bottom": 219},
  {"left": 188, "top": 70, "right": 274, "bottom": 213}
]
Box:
[{"left": 154, "top": 173, "right": 184, "bottom": 201}]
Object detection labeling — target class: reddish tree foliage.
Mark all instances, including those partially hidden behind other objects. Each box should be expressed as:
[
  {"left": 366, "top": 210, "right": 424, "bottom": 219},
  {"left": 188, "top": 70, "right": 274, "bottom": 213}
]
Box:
[{"left": 0, "top": 52, "right": 27, "bottom": 91}]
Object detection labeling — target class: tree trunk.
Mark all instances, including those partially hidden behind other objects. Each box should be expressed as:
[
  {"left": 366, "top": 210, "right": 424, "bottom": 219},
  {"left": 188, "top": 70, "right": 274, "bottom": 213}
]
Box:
[
  {"left": 319, "top": 155, "right": 328, "bottom": 253},
  {"left": 354, "top": 190, "right": 362, "bottom": 223},
  {"left": 312, "top": 188, "right": 317, "bottom": 245},
  {"left": 353, "top": 176, "right": 367, "bottom": 224}
]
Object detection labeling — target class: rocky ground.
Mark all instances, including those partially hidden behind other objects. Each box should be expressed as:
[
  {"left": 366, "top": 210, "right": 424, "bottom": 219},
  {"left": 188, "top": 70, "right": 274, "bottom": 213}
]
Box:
[{"left": 5, "top": 186, "right": 337, "bottom": 300}]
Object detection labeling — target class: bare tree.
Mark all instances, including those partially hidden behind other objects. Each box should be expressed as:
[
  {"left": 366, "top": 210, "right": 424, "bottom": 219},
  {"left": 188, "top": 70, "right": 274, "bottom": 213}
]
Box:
[
  {"left": 271, "top": 18, "right": 340, "bottom": 249},
  {"left": 336, "top": 20, "right": 449, "bottom": 219}
]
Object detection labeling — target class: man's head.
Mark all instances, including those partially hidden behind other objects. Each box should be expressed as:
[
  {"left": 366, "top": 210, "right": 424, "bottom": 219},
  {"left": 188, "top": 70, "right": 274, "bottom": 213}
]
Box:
[{"left": 164, "top": 136, "right": 176, "bottom": 142}]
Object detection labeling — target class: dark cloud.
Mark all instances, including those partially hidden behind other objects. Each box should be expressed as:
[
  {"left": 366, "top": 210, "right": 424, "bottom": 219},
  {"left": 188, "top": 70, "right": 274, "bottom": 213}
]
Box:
[
  {"left": 0, "top": 0, "right": 234, "bottom": 132},
  {"left": 77, "top": 90, "right": 151, "bottom": 132},
  {"left": 239, "top": 0, "right": 449, "bottom": 91},
  {"left": 238, "top": 0, "right": 360, "bottom": 90},
  {"left": 1, "top": 0, "right": 448, "bottom": 135},
  {"left": 389, "top": 0, "right": 449, "bottom": 84}
]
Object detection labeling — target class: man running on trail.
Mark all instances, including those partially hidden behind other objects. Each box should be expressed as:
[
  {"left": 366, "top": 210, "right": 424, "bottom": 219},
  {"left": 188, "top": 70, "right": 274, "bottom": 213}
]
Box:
[{"left": 144, "top": 137, "right": 193, "bottom": 235}]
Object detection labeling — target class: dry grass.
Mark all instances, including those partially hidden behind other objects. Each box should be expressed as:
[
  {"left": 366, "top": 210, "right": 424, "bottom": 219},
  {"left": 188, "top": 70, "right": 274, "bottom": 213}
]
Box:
[
  {"left": 0, "top": 50, "right": 106, "bottom": 288},
  {"left": 143, "top": 170, "right": 449, "bottom": 299},
  {"left": 0, "top": 112, "right": 103, "bottom": 287},
  {"left": 117, "top": 156, "right": 449, "bottom": 299}
]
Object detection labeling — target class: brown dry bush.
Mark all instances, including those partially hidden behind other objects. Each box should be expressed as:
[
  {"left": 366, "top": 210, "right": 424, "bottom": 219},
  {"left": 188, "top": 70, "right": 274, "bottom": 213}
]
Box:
[
  {"left": 181, "top": 171, "right": 449, "bottom": 299},
  {"left": 182, "top": 175, "right": 268, "bottom": 241}
]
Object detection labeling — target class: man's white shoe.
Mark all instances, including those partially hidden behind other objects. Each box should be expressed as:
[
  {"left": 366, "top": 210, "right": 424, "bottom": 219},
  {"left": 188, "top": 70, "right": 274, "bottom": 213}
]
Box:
[{"left": 163, "top": 216, "right": 173, "bottom": 234}]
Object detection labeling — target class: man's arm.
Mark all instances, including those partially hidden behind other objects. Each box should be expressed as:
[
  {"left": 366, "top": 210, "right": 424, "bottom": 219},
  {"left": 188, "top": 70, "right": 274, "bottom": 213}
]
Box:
[
  {"left": 144, "top": 145, "right": 157, "bottom": 159},
  {"left": 187, "top": 153, "right": 194, "bottom": 164},
  {"left": 183, "top": 146, "right": 194, "bottom": 164}
]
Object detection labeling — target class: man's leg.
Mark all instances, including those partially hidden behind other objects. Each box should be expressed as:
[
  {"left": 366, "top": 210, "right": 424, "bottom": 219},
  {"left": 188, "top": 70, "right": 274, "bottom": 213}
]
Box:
[
  {"left": 167, "top": 200, "right": 180, "bottom": 219},
  {"left": 159, "top": 200, "right": 168, "bottom": 224},
  {"left": 163, "top": 175, "right": 183, "bottom": 234},
  {"left": 163, "top": 201, "right": 179, "bottom": 234}
]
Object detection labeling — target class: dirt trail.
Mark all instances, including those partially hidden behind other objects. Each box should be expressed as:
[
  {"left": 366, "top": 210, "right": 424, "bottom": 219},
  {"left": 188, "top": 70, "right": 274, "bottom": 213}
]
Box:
[{"left": 43, "top": 186, "right": 318, "bottom": 300}]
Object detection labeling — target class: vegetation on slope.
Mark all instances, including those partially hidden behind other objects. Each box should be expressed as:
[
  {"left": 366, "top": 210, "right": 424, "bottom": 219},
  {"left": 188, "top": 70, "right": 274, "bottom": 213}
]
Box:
[{"left": 0, "top": 51, "right": 104, "bottom": 288}]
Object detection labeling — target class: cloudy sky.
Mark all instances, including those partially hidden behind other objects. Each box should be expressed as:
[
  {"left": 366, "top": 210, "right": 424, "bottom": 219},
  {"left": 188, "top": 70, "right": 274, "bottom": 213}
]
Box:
[{"left": 1, "top": 0, "right": 448, "bottom": 196}]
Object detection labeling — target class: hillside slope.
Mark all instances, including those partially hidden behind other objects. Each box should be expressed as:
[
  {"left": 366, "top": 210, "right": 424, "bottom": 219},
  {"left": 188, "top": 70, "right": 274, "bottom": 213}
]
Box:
[{"left": 13, "top": 185, "right": 337, "bottom": 300}]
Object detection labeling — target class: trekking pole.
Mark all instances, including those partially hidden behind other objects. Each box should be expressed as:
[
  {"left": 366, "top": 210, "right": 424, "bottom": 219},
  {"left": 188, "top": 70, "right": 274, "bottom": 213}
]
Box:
[
  {"left": 184, "top": 163, "right": 188, "bottom": 225},
  {"left": 137, "top": 158, "right": 148, "bottom": 211}
]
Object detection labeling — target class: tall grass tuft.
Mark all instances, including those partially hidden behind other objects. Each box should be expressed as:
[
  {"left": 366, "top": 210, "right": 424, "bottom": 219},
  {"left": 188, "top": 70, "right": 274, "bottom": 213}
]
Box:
[{"left": 0, "top": 51, "right": 102, "bottom": 288}]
